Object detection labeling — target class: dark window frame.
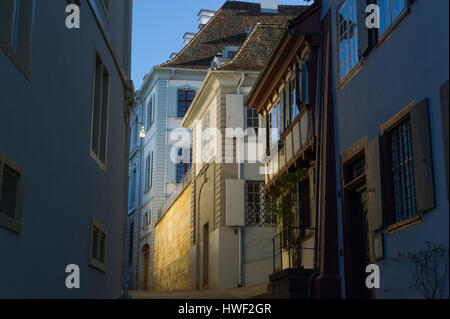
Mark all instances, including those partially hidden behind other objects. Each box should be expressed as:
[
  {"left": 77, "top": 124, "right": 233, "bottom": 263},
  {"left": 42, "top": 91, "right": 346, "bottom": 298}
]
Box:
[{"left": 177, "top": 89, "right": 195, "bottom": 118}]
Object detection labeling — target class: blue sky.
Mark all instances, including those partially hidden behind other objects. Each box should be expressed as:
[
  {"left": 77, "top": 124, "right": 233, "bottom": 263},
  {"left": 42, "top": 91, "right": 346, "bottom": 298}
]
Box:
[{"left": 131, "top": 0, "right": 312, "bottom": 89}]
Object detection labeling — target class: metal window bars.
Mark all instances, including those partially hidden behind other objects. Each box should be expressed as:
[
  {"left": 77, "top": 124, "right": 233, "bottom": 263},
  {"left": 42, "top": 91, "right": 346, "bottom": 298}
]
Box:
[{"left": 246, "top": 182, "right": 277, "bottom": 227}]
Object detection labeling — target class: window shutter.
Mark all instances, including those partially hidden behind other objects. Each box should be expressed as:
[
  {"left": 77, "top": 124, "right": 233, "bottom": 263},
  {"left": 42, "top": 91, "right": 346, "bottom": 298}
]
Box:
[
  {"left": 0, "top": 0, "right": 14, "bottom": 46},
  {"left": 356, "top": 0, "right": 370, "bottom": 58},
  {"left": 410, "top": 98, "right": 435, "bottom": 212},
  {"left": 440, "top": 81, "right": 449, "bottom": 200},
  {"left": 366, "top": 136, "right": 383, "bottom": 232},
  {"left": 381, "top": 133, "right": 395, "bottom": 226}
]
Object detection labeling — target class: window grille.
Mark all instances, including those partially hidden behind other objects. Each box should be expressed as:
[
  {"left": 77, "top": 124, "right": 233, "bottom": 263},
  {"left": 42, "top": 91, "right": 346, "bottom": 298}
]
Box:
[
  {"left": 246, "top": 182, "right": 276, "bottom": 227},
  {"left": 391, "top": 117, "right": 416, "bottom": 223}
]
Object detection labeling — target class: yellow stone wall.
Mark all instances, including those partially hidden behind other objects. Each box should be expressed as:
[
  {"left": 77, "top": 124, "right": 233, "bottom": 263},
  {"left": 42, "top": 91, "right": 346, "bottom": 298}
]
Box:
[{"left": 152, "top": 183, "right": 192, "bottom": 291}]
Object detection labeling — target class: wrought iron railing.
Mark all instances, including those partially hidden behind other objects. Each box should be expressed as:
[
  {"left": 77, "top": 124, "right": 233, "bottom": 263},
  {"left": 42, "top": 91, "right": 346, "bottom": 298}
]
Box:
[{"left": 272, "top": 226, "right": 317, "bottom": 272}]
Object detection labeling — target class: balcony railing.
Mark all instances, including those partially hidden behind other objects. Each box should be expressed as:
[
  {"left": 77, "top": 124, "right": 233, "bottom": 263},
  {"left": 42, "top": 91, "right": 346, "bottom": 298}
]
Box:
[{"left": 272, "top": 226, "right": 317, "bottom": 273}]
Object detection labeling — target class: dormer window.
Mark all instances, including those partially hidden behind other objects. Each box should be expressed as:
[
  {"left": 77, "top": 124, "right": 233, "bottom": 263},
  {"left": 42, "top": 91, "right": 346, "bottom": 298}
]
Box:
[{"left": 222, "top": 46, "right": 239, "bottom": 60}]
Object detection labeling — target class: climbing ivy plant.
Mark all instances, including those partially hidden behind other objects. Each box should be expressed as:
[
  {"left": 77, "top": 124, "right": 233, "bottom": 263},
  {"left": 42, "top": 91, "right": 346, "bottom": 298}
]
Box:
[{"left": 267, "top": 168, "right": 308, "bottom": 229}]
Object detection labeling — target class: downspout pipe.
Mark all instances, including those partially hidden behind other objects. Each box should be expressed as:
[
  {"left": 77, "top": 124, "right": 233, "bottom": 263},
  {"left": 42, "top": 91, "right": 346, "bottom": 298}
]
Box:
[
  {"left": 237, "top": 72, "right": 246, "bottom": 288},
  {"left": 288, "top": 27, "right": 324, "bottom": 299},
  {"left": 122, "top": 80, "right": 135, "bottom": 299}
]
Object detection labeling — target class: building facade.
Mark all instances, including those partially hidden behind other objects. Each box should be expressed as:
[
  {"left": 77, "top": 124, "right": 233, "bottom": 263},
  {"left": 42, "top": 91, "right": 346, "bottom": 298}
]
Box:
[
  {"left": 0, "top": 0, "right": 134, "bottom": 298},
  {"left": 125, "top": 0, "right": 308, "bottom": 291},
  {"left": 245, "top": 3, "right": 338, "bottom": 298},
  {"left": 182, "top": 24, "right": 292, "bottom": 290},
  {"left": 247, "top": 0, "right": 449, "bottom": 299},
  {"left": 321, "top": 0, "right": 449, "bottom": 299}
]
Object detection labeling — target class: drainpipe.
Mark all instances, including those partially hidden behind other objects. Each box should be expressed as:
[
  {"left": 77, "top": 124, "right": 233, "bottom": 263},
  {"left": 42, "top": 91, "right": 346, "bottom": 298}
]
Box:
[
  {"left": 288, "top": 27, "right": 324, "bottom": 299},
  {"left": 165, "top": 68, "right": 176, "bottom": 201},
  {"left": 131, "top": 98, "right": 145, "bottom": 291},
  {"left": 122, "top": 80, "right": 135, "bottom": 299},
  {"left": 237, "top": 72, "right": 246, "bottom": 287}
]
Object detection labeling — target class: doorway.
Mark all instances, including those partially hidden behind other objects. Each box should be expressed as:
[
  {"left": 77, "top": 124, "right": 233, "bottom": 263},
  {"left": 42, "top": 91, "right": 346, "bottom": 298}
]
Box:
[
  {"left": 142, "top": 244, "right": 150, "bottom": 290},
  {"left": 345, "top": 185, "right": 371, "bottom": 299},
  {"left": 202, "top": 223, "right": 209, "bottom": 289}
]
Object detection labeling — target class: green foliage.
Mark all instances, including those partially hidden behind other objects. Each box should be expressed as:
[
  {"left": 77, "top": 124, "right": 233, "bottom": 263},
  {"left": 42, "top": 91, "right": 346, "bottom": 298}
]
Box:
[{"left": 267, "top": 169, "right": 308, "bottom": 228}]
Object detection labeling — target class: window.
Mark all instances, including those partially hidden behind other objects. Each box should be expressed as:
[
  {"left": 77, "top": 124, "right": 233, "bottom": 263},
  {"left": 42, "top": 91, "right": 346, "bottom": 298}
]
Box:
[
  {"left": 90, "top": 52, "right": 110, "bottom": 169},
  {"left": 381, "top": 99, "right": 435, "bottom": 230},
  {"left": 390, "top": 117, "right": 417, "bottom": 223},
  {"left": 378, "top": 0, "right": 407, "bottom": 37},
  {"left": 129, "top": 168, "right": 136, "bottom": 209},
  {"left": 344, "top": 156, "right": 366, "bottom": 185},
  {"left": 246, "top": 182, "right": 276, "bottom": 227},
  {"left": 246, "top": 107, "right": 259, "bottom": 130},
  {"left": 269, "top": 102, "right": 281, "bottom": 145},
  {"left": 291, "top": 78, "right": 299, "bottom": 120},
  {"left": 128, "top": 221, "right": 134, "bottom": 264},
  {"left": 147, "top": 98, "right": 153, "bottom": 129},
  {"left": 143, "top": 213, "right": 148, "bottom": 228},
  {"left": 101, "top": 0, "right": 109, "bottom": 12},
  {"left": 338, "top": 0, "right": 359, "bottom": 80},
  {"left": 145, "top": 154, "right": 153, "bottom": 192},
  {"left": 0, "top": 151, "right": 24, "bottom": 233},
  {"left": 0, "top": 0, "right": 34, "bottom": 78},
  {"left": 90, "top": 219, "right": 107, "bottom": 272},
  {"left": 176, "top": 149, "right": 192, "bottom": 183},
  {"left": 178, "top": 89, "right": 195, "bottom": 117},
  {"left": 133, "top": 116, "right": 138, "bottom": 147}
]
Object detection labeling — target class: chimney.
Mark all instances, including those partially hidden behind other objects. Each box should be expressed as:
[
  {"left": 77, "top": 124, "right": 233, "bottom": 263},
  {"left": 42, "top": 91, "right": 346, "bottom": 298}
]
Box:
[
  {"left": 260, "top": 0, "right": 278, "bottom": 13},
  {"left": 183, "top": 32, "right": 196, "bottom": 47},
  {"left": 197, "top": 9, "right": 216, "bottom": 30}
]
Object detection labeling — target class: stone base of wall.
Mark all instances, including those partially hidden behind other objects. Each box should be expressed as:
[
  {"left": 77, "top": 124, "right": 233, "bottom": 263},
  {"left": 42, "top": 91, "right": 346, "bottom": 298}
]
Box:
[{"left": 152, "top": 252, "right": 191, "bottom": 291}]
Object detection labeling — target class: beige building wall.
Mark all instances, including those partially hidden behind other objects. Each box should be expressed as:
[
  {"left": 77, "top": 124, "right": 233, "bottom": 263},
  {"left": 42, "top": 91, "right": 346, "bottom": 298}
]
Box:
[{"left": 152, "top": 183, "right": 192, "bottom": 291}]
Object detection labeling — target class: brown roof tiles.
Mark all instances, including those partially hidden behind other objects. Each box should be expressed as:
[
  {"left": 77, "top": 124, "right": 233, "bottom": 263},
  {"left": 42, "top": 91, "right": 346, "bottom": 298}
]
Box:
[{"left": 157, "top": 1, "right": 307, "bottom": 70}]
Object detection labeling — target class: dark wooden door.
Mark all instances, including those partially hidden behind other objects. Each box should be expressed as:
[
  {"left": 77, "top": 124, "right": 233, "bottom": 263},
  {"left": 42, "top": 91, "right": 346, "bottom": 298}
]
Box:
[{"left": 202, "top": 223, "right": 209, "bottom": 289}]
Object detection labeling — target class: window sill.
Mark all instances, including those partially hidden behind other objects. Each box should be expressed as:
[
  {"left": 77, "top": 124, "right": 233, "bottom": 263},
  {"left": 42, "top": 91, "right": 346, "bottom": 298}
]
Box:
[
  {"left": 90, "top": 150, "right": 107, "bottom": 172},
  {"left": 376, "top": 8, "right": 410, "bottom": 51},
  {"left": 89, "top": 258, "right": 107, "bottom": 273},
  {"left": 0, "top": 214, "right": 22, "bottom": 234},
  {"left": 338, "top": 61, "right": 363, "bottom": 91},
  {"left": 386, "top": 213, "right": 423, "bottom": 235}
]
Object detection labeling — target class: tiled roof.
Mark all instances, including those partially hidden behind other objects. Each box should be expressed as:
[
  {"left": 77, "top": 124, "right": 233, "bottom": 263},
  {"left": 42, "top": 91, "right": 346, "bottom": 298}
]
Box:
[
  {"left": 214, "top": 24, "right": 285, "bottom": 71},
  {"left": 157, "top": 1, "right": 308, "bottom": 70}
]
